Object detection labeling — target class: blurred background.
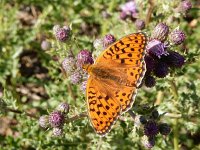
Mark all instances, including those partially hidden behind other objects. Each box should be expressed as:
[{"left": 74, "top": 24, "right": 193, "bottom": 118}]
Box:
[{"left": 0, "top": 0, "right": 199, "bottom": 149}]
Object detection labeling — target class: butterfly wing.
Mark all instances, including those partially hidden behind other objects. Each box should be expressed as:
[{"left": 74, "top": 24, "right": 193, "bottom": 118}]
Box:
[
  {"left": 95, "top": 32, "right": 147, "bottom": 112},
  {"left": 86, "top": 32, "right": 147, "bottom": 135},
  {"left": 86, "top": 77, "right": 121, "bottom": 135},
  {"left": 95, "top": 32, "right": 146, "bottom": 66}
]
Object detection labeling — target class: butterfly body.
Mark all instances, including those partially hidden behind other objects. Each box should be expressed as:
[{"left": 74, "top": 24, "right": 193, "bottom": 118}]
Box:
[{"left": 84, "top": 33, "right": 147, "bottom": 136}]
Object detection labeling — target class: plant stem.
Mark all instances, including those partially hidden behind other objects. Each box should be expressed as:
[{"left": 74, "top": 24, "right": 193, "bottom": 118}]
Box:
[
  {"left": 173, "top": 119, "right": 179, "bottom": 150},
  {"left": 146, "top": 0, "right": 155, "bottom": 25},
  {"left": 170, "top": 79, "right": 179, "bottom": 150},
  {"left": 7, "top": 108, "right": 38, "bottom": 119},
  {"left": 65, "top": 112, "right": 88, "bottom": 123},
  {"left": 128, "top": 110, "right": 136, "bottom": 120}
]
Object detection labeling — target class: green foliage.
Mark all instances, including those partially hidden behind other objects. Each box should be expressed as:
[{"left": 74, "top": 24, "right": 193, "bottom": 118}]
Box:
[{"left": 0, "top": 0, "right": 199, "bottom": 149}]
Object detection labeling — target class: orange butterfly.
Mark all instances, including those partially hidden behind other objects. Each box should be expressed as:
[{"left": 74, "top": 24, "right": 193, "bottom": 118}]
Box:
[{"left": 83, "top": 32, "right": 147, "bottom": 136}]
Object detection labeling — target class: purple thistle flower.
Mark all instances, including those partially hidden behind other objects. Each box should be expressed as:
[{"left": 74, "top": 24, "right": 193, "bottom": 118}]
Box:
[
  {"left": 169, "top": 29, "right": 186, "bottom": 45},
  {"left": 151, "top": 110, "right": 159, "bottom": 119},
  {"left": 49, "top": 111, "right": 65, "bottom": 128},
  {"left": 62, "top": 57, "right": 76, "bottom": 75},
  {"left": 70, "top": 69, "right": 83, "bottom": 84},
  {"left": 144, "top": 76, "right": 156, "bottom": 88},
  {"left": 39, "top": 115, "right": 49, "bottom": 128},
  {"left": 53, "top": 25, "right": 61, "bottom": 34},
  {"left": 57, "top": 102, "right": 70, "bottom": 114},
  {"left": 177, "top": 0, "right": 192, "bottom": 13},
  {"left": 41, "top": 40, "right": 51, "bottom": 51},
  {"left": 103, "top": 34, "right": 116, "bottom": 48},
  {"left": 55, "top": 27, "right": 70, "bottom": 42},
  {"left": 161, "top": 50, "right": 185, "bottom": 68},
  {"left": 120, "top": 1, "right": 138, "bottom": 19},
  {"left": 93, "top": 38, "right": 103, "bottom": 50},
  {"left": 80, "top": 80, "right": 87, "bottom": 93},
  {"left": 120, "top": 11, "right": 128, "bottom": 20},
  {"left": 135, "top": 19, "right": 145, "bottom": 30},
  {"left": 144, "top": 120, "right": 159, "bottom": 137},
  {"left": 135, "top": 115, "right": 147, "bottom": 127},
  {"left": 151, "top": 23, "right": 169, "bottom": 42},
  {"left": 154, "top": 62, "right": 169, "bottom": 78},
  {"left": 159, "top": 123, "right": 171, "bottom": 136},
  {"left": 144, "top": 56, "right": 156, "bottom": 73},
  {"left": 76, "top": 50, "right": 94, "bottom": 68},
  {"left": 146, "top": 39, "right": 168, "bottom": 58},
  {"left": 142, "top": 136, "right": 155, "bottom": 149},
  {"left": 52, "top": 127, "right": 63, "bottom": 137}
]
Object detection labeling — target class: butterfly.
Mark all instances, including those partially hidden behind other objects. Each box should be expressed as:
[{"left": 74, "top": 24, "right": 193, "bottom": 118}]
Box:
[{"left": 83, "top": 32, "right": 147, "bottom": 136}]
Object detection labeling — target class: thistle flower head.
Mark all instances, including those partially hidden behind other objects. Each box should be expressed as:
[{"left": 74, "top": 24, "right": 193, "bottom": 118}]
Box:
[
  {"left": 135, "top": 19, "right": 145, "bottom": 30},
  {"left": 93, "top": 38, "right": 103, "bottom": 51},
  {"left": 135, "top": 115, "right": 147, "bottom": 127},
  {"left": 39, "top": 115, "right": 49, "bottom": 129},
  {"left": 103, "top": 34, "right": 116, "bottom": 48},
  {"left": 52, "top": 127, "right": 63, "bottom": 137},
  {"left": 144, "top": 56, "right": 156, "bottom": 73},
  {"left": 162, "top": 50, "right": 185, "bottom": 68},
  {"left": 80, "top": 80, "right": 87, "bottom": 93},
  {"left": 151, "top": 23, "right": 169, "bottom": 42},
  {"left": 144, "top": 120, "right": 159, "bottom": 137},
  {"left": 41, "top": 40, "right": 51, "bottom": 51},
  {"left": 120, "top": 1, "right": 138, "bottom": 19},
  {"left": 53, "top": 25, "right": 61, "bottom": 34},
  {"left": 49, "top": 111, "right": 65, "bottom": 128},
  {"left": 76, "top": 50, "right": 94, "bottom": 68},
  {"left": 146, "top": 39, "right": 168, "bottom": 58},
  {"left": 154, "top": 62, "right": 169, "bottom": 78},
  {"left": 151, "top": 110, "right": 159, "bottom": 119},
  {"left": 55, "top": 27, "right": 70, "bottom": 42},
  {"left": 57, "top": 102, "right": 70, "bottom": 114},
  {"left": 144, "top": 76, "right": 156, "bottom": 88},
  {"left": 159, "top": 123, "right": 171, "bottom": 136},
  {"left": 169, "top": 29, "right": 186, "bottom": 45},
  {"left": 70, "top": 69, "right": 83, "bottom": 84},
  {"left": 62, "top": 57, "right": 76, "bottom": 75},
  {"left": 142, "top": 136, "right": 155, "bottom": 149},
  {"left": 177, "top": 0, "right": 192, "bottom": 13},
  {"left": 120, "top": 11, "right": 128, "bottom": 20}
]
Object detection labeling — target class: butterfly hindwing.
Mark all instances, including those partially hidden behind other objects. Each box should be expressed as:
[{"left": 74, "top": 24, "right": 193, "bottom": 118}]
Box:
[{"left": 86, "top": 78, "right": 121, "bottom": 135}]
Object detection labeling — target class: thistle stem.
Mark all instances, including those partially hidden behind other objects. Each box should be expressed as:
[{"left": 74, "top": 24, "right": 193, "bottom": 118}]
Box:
[
  {"left": 7, "top": 108, "right": 38, "bottom": 119},
  {"left": 146, "top": 0, "right": 155, "bottom": 25},
  {"left": 170, "top": 79, "right": 179, "bottom": 150},
  {"left": 65, "top": 112, "right": 88, "bottom": 123},
  {"left": 128, "top": 110, "right": 136, "bottom": 120}
]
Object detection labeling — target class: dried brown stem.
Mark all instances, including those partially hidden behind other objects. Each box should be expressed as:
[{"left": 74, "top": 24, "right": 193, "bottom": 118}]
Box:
[
  {"left": 146, "top": 0, "right": 155, "bottom": 25},
  {"left": 7, "top": 108, "right": 38, "bottom": 119}
]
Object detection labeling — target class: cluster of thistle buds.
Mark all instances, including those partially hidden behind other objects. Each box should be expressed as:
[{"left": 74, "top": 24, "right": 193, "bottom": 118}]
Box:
[
  {"left": 61, "top": 33, "right": 117, "bottom": 93},
  {"left": 119, "top": 1, "right": 145, "bottom": 30},
  {"left": 143, "top": 22, "right": 186, "bottom": 88},
  {"left": 134, "top": 105, "right": 171, "bottom": 149},
  {"left": 39, "top": 102, "right": 69, "bottom": 136},
  {"left": 53, "top": 25, "right": 71, "bottom": 42}
]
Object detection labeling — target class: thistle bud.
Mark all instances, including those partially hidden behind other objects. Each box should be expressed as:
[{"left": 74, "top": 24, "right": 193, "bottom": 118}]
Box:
[
  {"left": 103, "top": 34, "right": 116, "bottom": 48},
  {"left": 151, "top": 23, "right": 169, "bottom": 42},
  {"left": 57, "top": 102, "right": 70, "bottom": 114},
  {"left": 169, "top": 29, "right": 186, "bottom": 45},
  {"left": 39, "top": 115, "right": 49, "bottom": 128},
  {"left": 49, "top": 111, "right": 65, "bottom": 128},
  {"left": 52, "top": 127, "right": 63, "bottom": 136},
  {"left": 135, "top": 19, "right": 145, "bottom": 30}
]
